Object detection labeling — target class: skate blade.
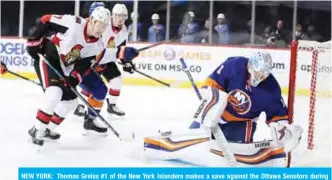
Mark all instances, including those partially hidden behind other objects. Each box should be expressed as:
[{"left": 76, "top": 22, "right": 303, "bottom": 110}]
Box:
[{"left": 82, "top": 129, "right": 108, "bottom": 137}]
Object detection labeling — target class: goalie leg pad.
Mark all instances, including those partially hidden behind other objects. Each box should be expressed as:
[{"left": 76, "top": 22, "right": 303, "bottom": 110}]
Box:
[{"left": 189, "top": 86, "right": 228, "bottom": 129}]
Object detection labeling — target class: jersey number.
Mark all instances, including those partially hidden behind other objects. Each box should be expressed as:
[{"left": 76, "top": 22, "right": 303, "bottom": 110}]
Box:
[
  {"left": 281, "top": 98, "right": 286, "bottom": 107},
  {"left": 216, "top": 65, "right": 224, "bottom": 74}
]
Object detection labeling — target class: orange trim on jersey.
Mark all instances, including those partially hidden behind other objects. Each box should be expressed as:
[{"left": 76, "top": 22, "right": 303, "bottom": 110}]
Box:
[
  {"left": 245, "top": 121, "right": 252, "bottom": 143},
  {"left": 221, "top": 110, "right": 251, "bottom": 122},
  {"left": 210, "top": 148, "right": 284, "bottom": 164},
  {"left": 266, "top": 115, "right": 289, "bottom": 124},
  {"left": 88, "top": 96, "right": 103, "bottom": 109},
  {"left": 41, "top": 15, "right": 52, "bottom": 24},
  {"left": 203, "top": 78, "right": 225, "bottom": 91}
]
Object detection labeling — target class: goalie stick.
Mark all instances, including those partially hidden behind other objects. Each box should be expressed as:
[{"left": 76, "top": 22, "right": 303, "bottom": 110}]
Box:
[
  {"left": 37, "top": 54, "right": 133, "bottom": 141},
  {"left": 179, "top": 57, "right": 237, "bottom": 167}
]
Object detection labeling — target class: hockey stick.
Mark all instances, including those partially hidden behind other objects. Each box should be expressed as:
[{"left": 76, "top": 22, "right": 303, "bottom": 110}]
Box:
[
  {"left": 37, "top": 54, "right": 125, "bottom": 141},
  {"left": 117, "top": 61, "right": 182, "bottom": 88},
  {"left": 6, "top": 70, "right": 42, "bottom": 87},
  {"left": 179, "top": 57, "right": 237, "bottom": 167},
  {"left": 134, "top": 69, "right": 184, "bottom": 87},
  {"left": 179, "top": 58, "right": 202, "bottom": 100},
  {"left": 137, "top": 40, "right": 175, "bottom": 52}
]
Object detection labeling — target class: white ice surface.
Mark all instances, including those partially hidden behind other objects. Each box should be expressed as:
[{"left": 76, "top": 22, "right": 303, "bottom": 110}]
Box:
[{"left": 0, "top": 79, "right": 330, "bottom": 179}]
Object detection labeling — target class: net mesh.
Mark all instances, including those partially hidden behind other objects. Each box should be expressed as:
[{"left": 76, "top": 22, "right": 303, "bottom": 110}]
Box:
[{"left": 289, "top": 40, "right": 331, "bottom": 166}]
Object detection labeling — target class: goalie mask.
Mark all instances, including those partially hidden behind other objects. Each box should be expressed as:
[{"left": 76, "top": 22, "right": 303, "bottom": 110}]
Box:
[
  {"left": 112, "top": 3, "right": 128, "bottom": 27},
  {"left": 248, "top": 51, "right": 273, "bottom": 87}
]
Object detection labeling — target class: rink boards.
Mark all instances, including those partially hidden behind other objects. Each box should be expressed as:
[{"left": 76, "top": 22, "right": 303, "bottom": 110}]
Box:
[{"left": 1, "top": 37, "right": 331, "bottom": 97}]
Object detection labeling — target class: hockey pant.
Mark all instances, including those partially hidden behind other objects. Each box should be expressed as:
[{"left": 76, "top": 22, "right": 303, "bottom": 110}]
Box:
[
  {"left": 217, "top": 121, "right": 257, "bottom": 143},
  {"left": 79, "top": 71, "right": 107, "bottom": 118},
  {"left": 80, "top": 62, "right": 122, "bottom": 104}
]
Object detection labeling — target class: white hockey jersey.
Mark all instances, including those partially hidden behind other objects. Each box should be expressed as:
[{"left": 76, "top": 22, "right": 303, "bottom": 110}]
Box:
[
  {"left": 47, "top": 14, "right": 105, "bottom": 76},
  {"left": 95, "top": 18, "right": 128, "bottom": 65}
]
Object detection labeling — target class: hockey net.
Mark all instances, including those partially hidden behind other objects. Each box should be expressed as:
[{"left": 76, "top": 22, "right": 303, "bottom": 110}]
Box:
[{"left": 288, "top": 40, "right": 331, "bottom": 167}]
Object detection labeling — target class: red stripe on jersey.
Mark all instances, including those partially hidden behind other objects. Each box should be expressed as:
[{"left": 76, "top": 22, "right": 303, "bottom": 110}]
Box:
[
  {"left": 42, "top": 61, "right": 49, "bottom": 87},
  {"left": 41, "top": 15, "right": 52, "bottom": 24},
  {"left": 37, "top": 110, "right": 52, "bottom": 124},
  {"left": 51, "top": 34, "right": 60, "bottom": 46},
  {"left": 109, "top": 88, "right": 120, "bottom": 96}
]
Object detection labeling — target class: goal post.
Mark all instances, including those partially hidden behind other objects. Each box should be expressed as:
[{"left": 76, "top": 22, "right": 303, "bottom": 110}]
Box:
[{"left": 287, "top": 40, "right": 331, "bottom": 166}]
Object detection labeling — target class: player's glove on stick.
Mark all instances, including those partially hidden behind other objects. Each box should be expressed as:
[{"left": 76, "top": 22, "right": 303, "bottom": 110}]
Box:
[
  {"left": 0, "top": 62, "right": 8, "bottom": 74},
  {"left": 61, "top": 71, "right": 82, "bottom": 88},
  {"left": 117, "top": 46, "right": 139, "bottom": 62},
  {"left": 26, "top": 37, "right": 45, "bottom": 61},
  {"left": 123, "top": 62, "right": 135, "bottom": 74},
  {"left": 269, "top": 120, "right": 303, "bottom": 152}
]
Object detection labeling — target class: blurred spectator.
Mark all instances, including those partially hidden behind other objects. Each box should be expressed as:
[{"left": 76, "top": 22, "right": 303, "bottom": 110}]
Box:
[
  {"left": 264, "top": 20, "right": 289, "bottom": 47},
  {"left": 128, "top": 12, "right": 143, "bottom": 42},
  {"left": 295, "top": 24, "right": 308, "bottom": 40},
  {"left": 306, "top": 25, "right": 323, "bottom": 42},
  {"left": 214, "top": 13, "right": 230, "bottom": 44},
  {"left": 148, "top": 13, "right": 165, "bottom": 42},
  {"left": 197, "top": 19, "right": 218, "bottom": 44},
  {"left": 177, "top": 11, "right": 199, "bottom": 43}
]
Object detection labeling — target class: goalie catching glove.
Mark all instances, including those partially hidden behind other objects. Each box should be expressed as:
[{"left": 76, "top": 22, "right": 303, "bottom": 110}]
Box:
[{"left": 269, "top": 120, "right": 303, "bottom": 152}]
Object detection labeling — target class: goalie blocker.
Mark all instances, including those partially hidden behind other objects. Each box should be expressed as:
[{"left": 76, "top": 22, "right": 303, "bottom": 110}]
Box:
[{"left": 143, "top": 53, "right": 303, "bottom": 167}]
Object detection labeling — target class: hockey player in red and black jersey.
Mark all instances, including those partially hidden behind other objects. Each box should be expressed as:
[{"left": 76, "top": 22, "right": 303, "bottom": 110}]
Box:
[
  {"left": 74, "top": 3, "right": 136, "bottom": 118},
  {"left": 26, "top": 7, "right": 115, "bottom": 146}
]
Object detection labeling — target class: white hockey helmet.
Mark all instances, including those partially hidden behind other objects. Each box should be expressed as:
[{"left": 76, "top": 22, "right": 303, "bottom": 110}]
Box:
[
  {"left": 112, "top": 3, "right": 128, "bottom": 18},
  {"left": 90, "top": 6, "right": 111, "bottom": 25},
  {"left": 151, "top": 13, "right": 159, "bottom": 20},
  {"left": 248, "top": 51, "right": 273, "bottom": 87},
  {"left": 112, "top": 3, "right": 128, "bottom": 26}
]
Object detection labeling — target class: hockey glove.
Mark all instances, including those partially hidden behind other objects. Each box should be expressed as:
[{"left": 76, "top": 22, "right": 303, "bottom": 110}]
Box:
[
  {"left": 0, "top": 62, "right": 8, "bottom": 74},
  {"left": 123, "top": 62, "right": 135, "bottom": 74},
  {"left": 26, "top": 37, "right": 45, "bottom": 61},
  {"left": 117, "top": 46, "right": 139, "bottom": 62},
  {"left": 61, "top": 71, "right": 82, "bottom": 88},
  {"left": 269, "top": 120, "right": 303, "bottom": 152}
]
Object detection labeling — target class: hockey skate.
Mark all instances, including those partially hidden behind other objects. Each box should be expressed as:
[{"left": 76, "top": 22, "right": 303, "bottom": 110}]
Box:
[
  {"left": 73, "top": 104, "right": 86, "bottom": 117},
  {"left": 106, "top": 98, "right": 125, "bottom": 116},
  {"left": 28, "top": 126, "right": 44, "bottom": 146},
  {"left": 44, "top": 128, "right": 61, "bottom": 140},
  {"left": 83, "top": 115, "right": 108, "bottom": 136}
]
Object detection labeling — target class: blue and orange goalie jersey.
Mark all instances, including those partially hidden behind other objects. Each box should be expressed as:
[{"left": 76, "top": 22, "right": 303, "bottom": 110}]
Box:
[{"left": 204, "top": 56, "right": 288, "bottom": 124}]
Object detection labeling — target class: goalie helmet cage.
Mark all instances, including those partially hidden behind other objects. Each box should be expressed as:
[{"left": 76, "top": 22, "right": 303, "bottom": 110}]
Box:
[{"left": 287, "top": 40, "right": 331, "bottom": 167}]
